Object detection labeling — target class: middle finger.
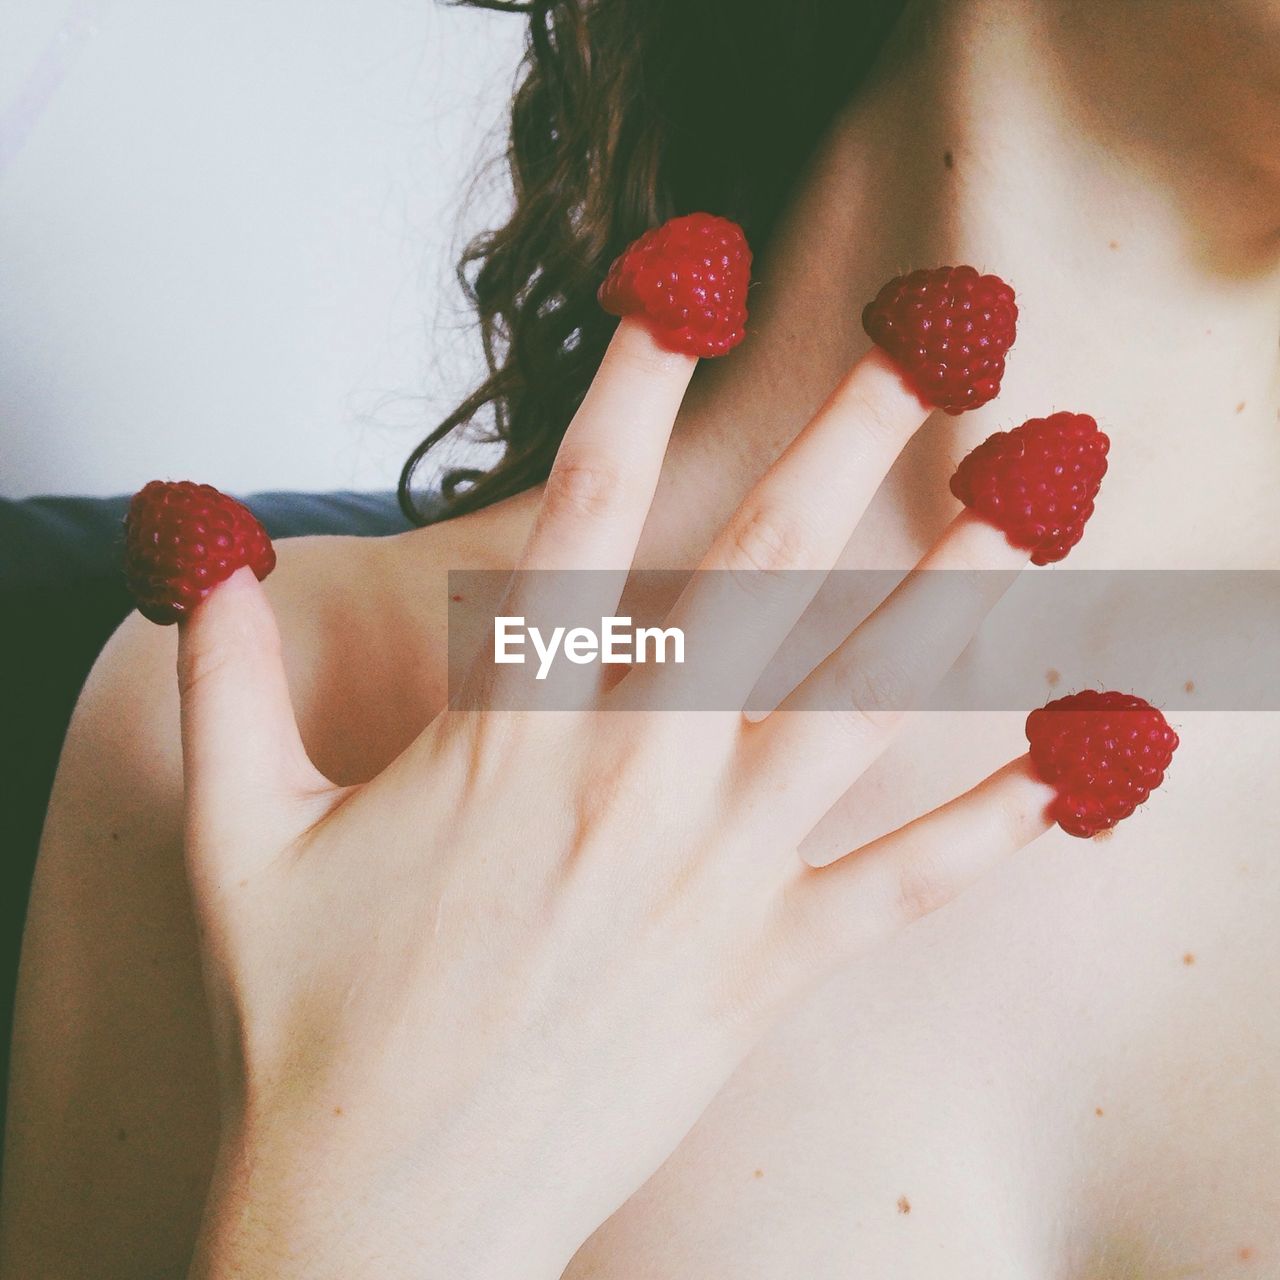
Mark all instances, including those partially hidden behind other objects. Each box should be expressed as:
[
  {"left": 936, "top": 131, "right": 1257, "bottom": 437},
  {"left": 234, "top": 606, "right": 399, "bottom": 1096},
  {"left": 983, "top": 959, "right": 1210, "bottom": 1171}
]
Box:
[{"left": 636, "top": 346, "right": 931, "bottom": 711}]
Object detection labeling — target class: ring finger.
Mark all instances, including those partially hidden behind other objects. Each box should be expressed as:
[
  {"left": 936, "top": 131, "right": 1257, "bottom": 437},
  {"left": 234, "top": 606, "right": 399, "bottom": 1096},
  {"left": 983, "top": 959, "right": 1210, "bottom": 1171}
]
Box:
[{"left": 750, "top": 509, "right": 1028, "bottom": 823}]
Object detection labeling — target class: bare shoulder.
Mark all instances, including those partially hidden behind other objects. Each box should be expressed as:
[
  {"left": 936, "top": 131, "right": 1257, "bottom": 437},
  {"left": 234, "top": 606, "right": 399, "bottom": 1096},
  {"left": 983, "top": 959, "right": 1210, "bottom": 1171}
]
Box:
[
  {"left": 61, "top": 488, "right": 528, "bottom": 803},
  {"left": 115, "top": 496, "right": 527, "bottom": 780},
  {"left": 0, "top": 497, "right": 528, "bottom": 1277}
]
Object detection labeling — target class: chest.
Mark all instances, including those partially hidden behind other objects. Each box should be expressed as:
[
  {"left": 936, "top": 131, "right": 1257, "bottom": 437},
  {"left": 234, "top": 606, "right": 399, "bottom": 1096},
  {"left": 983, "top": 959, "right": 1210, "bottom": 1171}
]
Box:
[{"left": 564, "top": 713, "right": 1280, "bottom": 1280}]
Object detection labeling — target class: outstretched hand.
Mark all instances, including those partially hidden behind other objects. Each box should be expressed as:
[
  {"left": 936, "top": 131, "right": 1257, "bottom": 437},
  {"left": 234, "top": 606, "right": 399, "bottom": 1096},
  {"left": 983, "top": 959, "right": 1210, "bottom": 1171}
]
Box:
[{"left": 178, "top": 315, "right": 1054, "bottom": 1279}]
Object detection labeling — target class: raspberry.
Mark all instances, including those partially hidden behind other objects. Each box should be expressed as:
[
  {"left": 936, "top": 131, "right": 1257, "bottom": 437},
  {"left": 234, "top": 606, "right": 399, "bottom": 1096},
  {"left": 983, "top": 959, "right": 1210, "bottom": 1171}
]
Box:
[
  {"left": 861, "top": 265, "right": 1017, "bottom": 413},
  {"left": 124, "top": 480, "right": 276, "bottom": 625},
  {"left": 950, "top": 412, "right": 1109, "bottom": 564},
  {"left": 598, "top": 213, "right": 751, "bottom": 358},
  {"left": 1025, "top": 691, "right": 1179, "bottom": 838}
]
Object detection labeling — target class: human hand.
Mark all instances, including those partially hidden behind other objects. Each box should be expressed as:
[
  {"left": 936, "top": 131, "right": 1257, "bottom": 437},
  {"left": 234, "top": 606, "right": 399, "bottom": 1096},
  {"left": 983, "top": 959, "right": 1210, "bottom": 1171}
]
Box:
[{"left": 170, "top": 313, "right": 1057, "bottom": 1279}]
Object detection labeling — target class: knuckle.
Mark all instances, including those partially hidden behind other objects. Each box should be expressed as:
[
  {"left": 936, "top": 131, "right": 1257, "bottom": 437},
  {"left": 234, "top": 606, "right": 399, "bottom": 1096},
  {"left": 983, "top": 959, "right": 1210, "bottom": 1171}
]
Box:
[
  {"left": 543, "top": 456, "right": 627, "bottom": 522},
  {"left": 893, "top": 848, "right": 956, "bottom": 924},
  {"left": 991, "top": 783, "right": 1034, "bottom": 849},
  {"left": 762, "top": 879, "right": 831, "bottom": 988},
  {"left": 177, "top": 636, "right": 255, "bottom": 704},
  {"left": 841, "top": 654, "right": 912, "bottom": 730},
  {"left": 724, "top": 505, "right": 811, "bottom": 576},
  {"left": 702, "top": 882, "right": 824, "bottom": 1035},
  {"left": 836, "top": 379, "right": 903, "bottom": 448},
  {"left": 177, "top": 596, "right": 281, "bottom": 705},
  {"left": 709, "top": 947, "right": 782, "bottom": 1036}
]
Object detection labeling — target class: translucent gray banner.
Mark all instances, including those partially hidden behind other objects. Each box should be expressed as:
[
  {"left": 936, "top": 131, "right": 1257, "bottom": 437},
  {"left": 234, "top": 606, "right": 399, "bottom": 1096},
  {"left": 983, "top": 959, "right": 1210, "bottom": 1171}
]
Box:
[{"left": 446, "top": 569, "right": 1280, "bottom": 712}]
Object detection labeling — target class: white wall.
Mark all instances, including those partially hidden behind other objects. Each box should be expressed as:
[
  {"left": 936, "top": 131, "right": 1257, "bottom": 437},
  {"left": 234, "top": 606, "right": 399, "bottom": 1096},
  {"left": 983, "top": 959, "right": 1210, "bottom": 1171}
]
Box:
[{"left": 0, "top": 0, "right": 525, "bottom": 498}]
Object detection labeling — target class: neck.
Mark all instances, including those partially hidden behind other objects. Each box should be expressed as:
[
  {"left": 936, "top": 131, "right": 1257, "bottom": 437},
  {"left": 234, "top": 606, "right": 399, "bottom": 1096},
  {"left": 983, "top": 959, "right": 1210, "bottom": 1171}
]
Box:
[{"left": 645, "top": 0, "right": 1280, "bottom": 571}]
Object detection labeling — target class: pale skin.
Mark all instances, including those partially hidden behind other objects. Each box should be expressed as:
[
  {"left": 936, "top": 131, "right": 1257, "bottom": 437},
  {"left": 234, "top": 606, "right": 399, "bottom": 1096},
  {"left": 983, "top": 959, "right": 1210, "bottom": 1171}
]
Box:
[{"left": 4, "top": 1, "right": 1280, "bottom": 1277}]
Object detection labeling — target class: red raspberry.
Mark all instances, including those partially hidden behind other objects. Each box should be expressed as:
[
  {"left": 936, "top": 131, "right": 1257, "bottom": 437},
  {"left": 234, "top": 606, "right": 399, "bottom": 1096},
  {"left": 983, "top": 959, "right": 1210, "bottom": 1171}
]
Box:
[
  {"left": 861, "top": 265, "right": 1017, "bottom": 413},
  {"left": 598, "top": 213, "right": 751, "bottom": 358},
  {"left": 1025, "top": 691, "right": 1179, "bottom": 839},
  {"left": 124, "top": 480, "right": 276, "bottom": 625},
  {"left": 950, "top": 412, "right": 1109, "bottom": 564}
]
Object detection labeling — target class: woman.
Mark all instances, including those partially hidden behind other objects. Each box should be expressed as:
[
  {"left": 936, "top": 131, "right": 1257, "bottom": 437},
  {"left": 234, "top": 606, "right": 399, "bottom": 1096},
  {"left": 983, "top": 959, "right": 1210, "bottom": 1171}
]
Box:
[{"left": 4, "top": 0, "right": 1279, "bottom": 1275}]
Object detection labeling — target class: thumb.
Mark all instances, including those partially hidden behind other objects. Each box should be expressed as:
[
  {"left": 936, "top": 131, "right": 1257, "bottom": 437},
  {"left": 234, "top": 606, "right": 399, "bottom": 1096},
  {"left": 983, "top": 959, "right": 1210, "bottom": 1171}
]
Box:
[{"left": 176, "top": 566, "right": 326, "bottom": 881}]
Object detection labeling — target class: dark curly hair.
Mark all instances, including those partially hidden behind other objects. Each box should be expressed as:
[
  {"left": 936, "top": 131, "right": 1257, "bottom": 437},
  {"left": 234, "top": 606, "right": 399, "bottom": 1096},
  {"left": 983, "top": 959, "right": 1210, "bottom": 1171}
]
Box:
[{"left": 399, "top": 0, "right": 906, "bottom": 524}]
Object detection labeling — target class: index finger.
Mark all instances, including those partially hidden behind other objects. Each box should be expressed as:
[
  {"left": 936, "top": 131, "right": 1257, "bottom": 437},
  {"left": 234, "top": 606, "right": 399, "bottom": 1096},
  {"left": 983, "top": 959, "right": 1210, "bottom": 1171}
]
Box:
[
  {"left": 517, "top": 209, "right": 752, "bottom": 578},
  {"left": 474, "top": 318, "right": 698, "bottom": 709},
  {"left": 517, "top": 317, "right": 696, "bottom": 576}
]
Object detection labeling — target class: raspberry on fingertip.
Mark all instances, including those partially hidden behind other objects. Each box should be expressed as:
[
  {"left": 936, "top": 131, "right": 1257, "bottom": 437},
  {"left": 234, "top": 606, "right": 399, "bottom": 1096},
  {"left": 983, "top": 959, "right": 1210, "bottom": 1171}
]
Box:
[
  {"left": 123, "top": 481, "right": 276, "bottom": 626},
  {"left": 1025, "top": 691, "right": 1179, "bottom": 838},
  {"left": 598, "top": 213, "right": 752, "bottom": 358},
  {"left": 862, "top": 265, "right": 1018, "bottom": 414},
  {"left": 950, "top": 412, "right": 1110, "bottom": 564}
]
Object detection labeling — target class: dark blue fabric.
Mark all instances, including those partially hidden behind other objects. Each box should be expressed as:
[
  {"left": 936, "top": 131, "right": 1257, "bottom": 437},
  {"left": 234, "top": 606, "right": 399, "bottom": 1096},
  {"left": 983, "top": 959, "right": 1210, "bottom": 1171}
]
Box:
[
  {"left": 0, "top": 490, "right": 411, "bottom": 1147},
  {"left": 0, "top": 490, "right": 411, "bottom": 588}
]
